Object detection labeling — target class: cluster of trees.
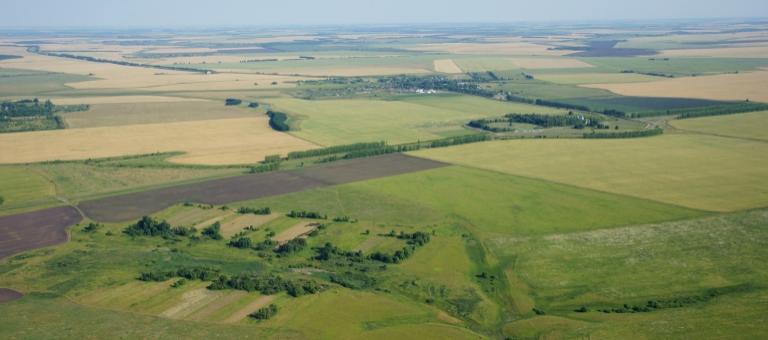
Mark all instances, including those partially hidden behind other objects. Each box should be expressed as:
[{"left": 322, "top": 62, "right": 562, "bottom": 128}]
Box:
[
  {"left": 208, "top": 273, "right": 326, "bottom": 297},
  {"left": 287, "top": 210, "right": 327, "bottom": 219},
  {"left": 584, "top": 128, "right": 663, "bottom": 139},
  {"left": 201, "top": 222, "right": 223, "bottom": 240},
  {"left": 123, "top": 216, "right": 196, "bottom": 238},
  {"left": 267, "top": 111, "right": 290, "bottom": 131},
  {"left": 369, "top": 231, "right": 432, "bottom": 264},
  {"left": 237, "top": 206, "right": 271, "bottom": 215},
  {"left": 225, "top": 98, "right": 242, "bottom": 106},
  {"left": 228, "top": 236, "right": 253, "bottom": 249},
  {"left": 248, "top": 102, "right": 260, "bottom": 108},
  {"left": 275, "top": 238, "right": 307, "bottom": 255},
  {"left": 1, "top": 98, "right": 55, "bottom": 117},
  {"left": 313, "top": 242, "right": 363, "bottom": 262},
  {"left": 250, "top": 304, "right": 278, "bottom": 320},
  {"left": 138, "top": 266, "right": 220, "bottom": 282},
  {"left": 81, "top": 222, "right": 101, "bottom": 233}
]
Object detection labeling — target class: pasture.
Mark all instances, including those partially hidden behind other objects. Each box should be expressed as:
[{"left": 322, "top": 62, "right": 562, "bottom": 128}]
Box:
[{"left": 412, "top": 134, "right": 768, "bottom": 212}]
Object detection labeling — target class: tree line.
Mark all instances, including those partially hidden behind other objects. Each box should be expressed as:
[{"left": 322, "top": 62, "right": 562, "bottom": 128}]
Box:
[
  {"left": 583, "top": 128, "right": 663, "bottom": 139},
  {"left": 267, "top": 111, "right": 290, "bottom": 131}
]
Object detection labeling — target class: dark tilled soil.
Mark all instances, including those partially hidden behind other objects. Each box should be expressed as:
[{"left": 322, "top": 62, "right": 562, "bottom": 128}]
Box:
[
  {"left": 79, "top": 154, "right": 447, "bottom": 223},
  {"left": 0, "top": 206, "right": 82, "bottom": 259},
  {"left": 0, "top": 288, "right": 23, "bottom": 303}
]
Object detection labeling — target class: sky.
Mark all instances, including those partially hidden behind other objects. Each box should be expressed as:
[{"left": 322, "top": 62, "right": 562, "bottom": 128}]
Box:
[{"left": 2, "top": 0, "right": 767, "bottom": 27}]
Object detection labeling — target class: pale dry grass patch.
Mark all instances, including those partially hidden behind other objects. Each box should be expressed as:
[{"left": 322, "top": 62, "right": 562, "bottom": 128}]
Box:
[
  {"left": 272, "top": 221, "right": 318, "bottom": 244},
  {"left": 219, "top": 213, "right": 279, "bottom": 237},
  {"left": 223, "top": 295, "right": 276, "bottom": 323}
]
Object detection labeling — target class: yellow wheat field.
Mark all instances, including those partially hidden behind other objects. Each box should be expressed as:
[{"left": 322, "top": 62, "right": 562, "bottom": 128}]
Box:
[
  {"left": 0, "top": 117, "right": 317, "bottom": 165},
  {"left": 433, "top": 59, "right": 463, "bottom": 73},
  {"left": 51, "top": 96, "right": 206, "bottom": 105},
  {"left": 583, "top": 70, "right": 768, "bottom": 103}
]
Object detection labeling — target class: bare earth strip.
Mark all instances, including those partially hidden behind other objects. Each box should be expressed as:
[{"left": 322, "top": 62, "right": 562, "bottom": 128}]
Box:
[
  {"left": 583, "top": 70, "right": 768, "bottom": 103},
  {"left": 78, "top": 154, "right": 447, "bottom": 222},
  {"left": 0, "top": 206, "right": 82, "bottom": 259},
  {"left": 223, "top": 295, "right": 276, "bottom": 323},
  {"left": 273, "top": 221, "right": 318, "bottom": 244},
  {"left": 433, "top": 59, "right": 463, "bottom": 73}
]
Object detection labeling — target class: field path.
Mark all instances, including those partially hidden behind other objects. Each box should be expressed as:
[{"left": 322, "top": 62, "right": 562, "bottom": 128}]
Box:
[{"left": 223, "top": 295, "right": 276, "bottom": 323}]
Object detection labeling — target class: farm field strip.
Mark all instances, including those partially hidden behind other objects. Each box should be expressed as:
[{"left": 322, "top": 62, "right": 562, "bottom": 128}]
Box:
[
  {"left": 412, "top": 134, "right": 768, "bottom": 212},
  {"left": 0, "top": 206, "right": 82, "bottom": 259}
]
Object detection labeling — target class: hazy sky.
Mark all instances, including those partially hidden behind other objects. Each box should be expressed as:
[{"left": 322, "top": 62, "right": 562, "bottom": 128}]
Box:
[{"left": 2, "top": 0, "right": 767, "bottom": 27}]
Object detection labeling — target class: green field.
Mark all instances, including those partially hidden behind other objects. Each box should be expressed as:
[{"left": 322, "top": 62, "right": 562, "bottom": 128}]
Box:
[
  {"left": 670, "top": 110, "right": 768, "bottom": 141},
  {"left": 266, "top": 94, "right": 563, "bottom": 145},
  {"left": 0, "top": 167, "right": 56, "bottom": 211},
  {"left": 412, "top": 134, "right": 768, "bottom": 212}
]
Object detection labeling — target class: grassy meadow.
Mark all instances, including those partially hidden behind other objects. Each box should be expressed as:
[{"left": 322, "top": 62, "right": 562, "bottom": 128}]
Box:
[{"left": 266, "top": 94, "right": 564, "bottom": 145}]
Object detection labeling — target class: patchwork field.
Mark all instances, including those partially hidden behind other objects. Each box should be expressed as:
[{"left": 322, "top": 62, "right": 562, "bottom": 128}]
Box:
[
  {"left": 0, "top": 117, "right": 316, "bottom": 165},
  {"left": 584, "top": 70, "right": 768, "bottom": 103},
  {"left": 267, "top": 94, "right": 564, "bottom": 145},
  {"left": 412, "top": 134, "right": 768, "bottom": 211}
]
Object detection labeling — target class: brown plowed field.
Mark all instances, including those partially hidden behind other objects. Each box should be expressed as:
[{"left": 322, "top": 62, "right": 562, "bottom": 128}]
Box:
[{"left": 0, "top": 206, "right": 82, "bottom": 259}]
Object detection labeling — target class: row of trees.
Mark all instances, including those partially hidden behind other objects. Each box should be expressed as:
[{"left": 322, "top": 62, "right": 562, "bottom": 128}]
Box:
[
  {"left": 286, "top": 210, "right": 327, "bottom": 219},
  {"left": 138, "top": 266, "right": 221, "bottom": 282},
  {"left": 583, "top": 128, "right": 663, "bottom": 139},
  {"left": 287, "top": 141, "right": 386, "bottom": 159},
  {"left": 250, "top": 304, "right": 278, "bottom": 320}
]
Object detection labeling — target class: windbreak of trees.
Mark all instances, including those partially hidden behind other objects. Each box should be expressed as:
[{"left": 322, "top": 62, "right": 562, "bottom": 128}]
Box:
[
  {"left": 138, "top": 266, "right": 220, "bottom": 282},
  {"left": 675, "top": 102, "right": 768, "bottom": 119},
  {"left": 469, "top": 113, "right": 606, "bottom": 132},
  {"left": 584, "top": 128, "right": 663, "bottom": 139},
  {"left": 286, "top": 210, "right": 327, "bottom": 219},
  {"left": 267, "top": 111, "right": 290, "bottom": 131},
  {"left": 237, "top": 206, "right": 271, "bottom": 215},
  {"left": 287, "top": 141, "right": 386, "bottom": 159},
  {"left": 32, "top": 48, "right": 212, "bottom": 74}
]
